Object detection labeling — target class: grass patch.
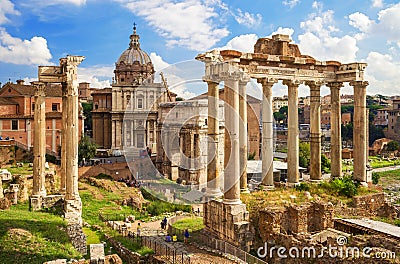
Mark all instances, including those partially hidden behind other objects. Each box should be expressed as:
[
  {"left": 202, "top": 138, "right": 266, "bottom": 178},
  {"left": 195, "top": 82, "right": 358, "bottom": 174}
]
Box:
[
  {"left": 372, "top": 169, "right": 400, "bottom": 188},
  {"left": 171, "top": 217, "right": 204, "bottom": 232},
  {"left": 0, "top": 203, "right": 81, "bottom": 264},
  {"left": 6, "top": 163, "right": 33, "bottom": 175},
  {"left": 368, "top": 156, "right": 400, "bottom": 169},
  {"left": 141, "top": 188, "right": 191, "bottom": 216}
]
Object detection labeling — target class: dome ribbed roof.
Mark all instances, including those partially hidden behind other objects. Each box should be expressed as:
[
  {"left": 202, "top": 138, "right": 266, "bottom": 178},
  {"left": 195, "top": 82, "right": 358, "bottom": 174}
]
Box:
[{"left": 117, "top": 25, "right": 152, "bottom": 65}]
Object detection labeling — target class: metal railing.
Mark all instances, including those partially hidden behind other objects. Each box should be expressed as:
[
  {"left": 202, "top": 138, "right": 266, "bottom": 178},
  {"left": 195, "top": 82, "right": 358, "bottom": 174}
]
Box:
[
  {"left": 125, "top": 230, "right": 190, "bottom": 264},
  {"left": 195, "top": 233, "right": 268, "bottom": 264}
]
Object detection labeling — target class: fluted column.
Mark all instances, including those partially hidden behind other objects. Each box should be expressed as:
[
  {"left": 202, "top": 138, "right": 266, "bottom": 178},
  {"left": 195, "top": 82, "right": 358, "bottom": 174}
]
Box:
[
  {"left": 258, "top": 78, "right": 275, "bottom": 188},
  {"left": 224, "top": 77, "right": 241, "bottom": 204},
  {"left": 327, "top": 82, "right": 343, "bottom": 178},
  {"left": 205, "top": 81, "right": 223, "bottom": 198},
  {"left": 32, "top": 82, "right": 47, "bottom": 197},
  {"left": 352, "top": 81, "right": 369, "bottom": 183},
  {"left": 285, "top": 80, "right": 299, "bottom": 185},
  {"left": 60, "top": 83, "right": 67, "bottom": 193},
  {"left": 64, "top": 56, "right": 85, "bottom": 201},
  {"left": 307, "top": 81, "right": 322, "bottom": 181},
  {"left": 239, "top": 78, "right": 249, "bottom": 193}
]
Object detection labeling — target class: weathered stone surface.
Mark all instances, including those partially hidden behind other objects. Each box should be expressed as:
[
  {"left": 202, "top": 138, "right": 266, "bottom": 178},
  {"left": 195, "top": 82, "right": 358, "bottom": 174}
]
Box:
[
  {"left": 0, "top": 197, "right": 11, "bottom": 210},
  {"left": 14, "top": 174, "right": 28, "bottom": 202},
  {"left": 66, "top": 224, "right": 87, "bottom": 255},
  {"left": 90, "top": 243, "right": 105, "bottom": 264}
]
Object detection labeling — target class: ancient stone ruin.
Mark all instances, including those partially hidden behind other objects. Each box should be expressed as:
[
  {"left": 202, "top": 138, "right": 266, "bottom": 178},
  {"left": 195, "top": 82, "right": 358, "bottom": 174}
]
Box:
[
  {"left": 196, "top": 34, "right": 370, "bottom": 250},
  {"left": 29, "top": 55, "right": 87, "bottom": 254}
]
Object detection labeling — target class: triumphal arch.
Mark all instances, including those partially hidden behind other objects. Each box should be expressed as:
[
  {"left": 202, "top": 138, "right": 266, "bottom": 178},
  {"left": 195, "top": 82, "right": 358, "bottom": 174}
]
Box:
[{"left": 196, "top": 34, "right": 369, "bottom": 250}]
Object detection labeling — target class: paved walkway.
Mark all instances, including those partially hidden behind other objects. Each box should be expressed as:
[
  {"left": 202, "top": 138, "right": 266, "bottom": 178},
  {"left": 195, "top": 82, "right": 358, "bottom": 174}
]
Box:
[{"left": 118, "top": 218, "right": 239, "bottom": 264}]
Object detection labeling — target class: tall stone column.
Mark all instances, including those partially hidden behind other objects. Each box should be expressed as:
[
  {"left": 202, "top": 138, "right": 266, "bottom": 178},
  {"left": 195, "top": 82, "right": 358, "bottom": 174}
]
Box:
[
  {"left": 327, "top": 82, "right": 343, "bottom": 178},
  {"left": 239, "top": 78, "right": 249, "bottom": 193},
  {"left": 60, "top": 83, "right": 67, "bottom": 193},
  {"left": 63, "top": 56, "right": 85, "bottom": 225},
  {"left": 205, "top": 81, "right": 223, "bottom": 198},
  {"left": 352, "top": 81, "right": 369, "bottom": 183},
  {"left": 285, "top": 80, "right": 299, "bottom": 185},
  {"left": 32, "top": 81, "right": 47, "bottom": 197},
  {"left": 307, "top": 81, "right": 322, "bottom": 181},
  {"left": 258, "top": 78, "right": 275, "bottom": 188},
  {"left": 224, "top": 77, "right": 241, "bottom": 204}
]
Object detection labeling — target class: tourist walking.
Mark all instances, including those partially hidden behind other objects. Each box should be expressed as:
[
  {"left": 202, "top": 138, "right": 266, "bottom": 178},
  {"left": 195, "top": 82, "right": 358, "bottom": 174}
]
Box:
[{"left": 184, "top": 229, "right": 189, "bottom": 243}]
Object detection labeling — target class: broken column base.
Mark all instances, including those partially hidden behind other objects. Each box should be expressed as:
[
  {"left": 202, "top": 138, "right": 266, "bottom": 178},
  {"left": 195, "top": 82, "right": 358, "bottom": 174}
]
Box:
[
  {"left": 203, "top": 199, "right": 252, "bottom": 251},
  {"left": 30, "top": 195, "right": 43, "bottom": 211},
  {"left": 64, "top": 197, "right": 87, "bottom": 255},
  {"left": 64, "top": 198, "right": 83, "bottom": 225}
]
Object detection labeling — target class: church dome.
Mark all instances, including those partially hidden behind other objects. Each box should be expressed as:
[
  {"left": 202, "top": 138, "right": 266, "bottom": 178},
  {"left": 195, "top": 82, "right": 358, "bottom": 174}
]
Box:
[
  {"left": 117, "top": 24, "right": 152, "bottom": 66},
  {"left": 114, "top": 24, "right": 155, "bottom": 85}
]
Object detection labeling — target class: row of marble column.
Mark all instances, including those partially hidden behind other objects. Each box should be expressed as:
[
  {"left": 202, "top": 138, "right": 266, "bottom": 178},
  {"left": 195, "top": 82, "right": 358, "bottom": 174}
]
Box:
[
  {"left": 205, "top": 75, "right": 369, "bottom": 203},
  {"left": 32, "top": 56, "right": 84, "bottom": 219}
]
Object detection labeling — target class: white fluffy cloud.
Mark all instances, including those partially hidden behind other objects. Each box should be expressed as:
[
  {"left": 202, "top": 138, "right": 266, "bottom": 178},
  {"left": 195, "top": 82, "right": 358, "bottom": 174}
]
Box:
[
  {"left": 0, "top": 28, "right": 52, "bottom": 65},
  {"left": 364, "top": 51, "right": 400, "bottom": 95},
  {"left": 116, "top": 0, "right": 230, "bottom": 51},
  {"left": 78, "top": 65, "right": 114, "bottom": 88},
  {"left": 283, "top": 0, "right": 300, "bottom": 9},
  {"left": 0, "top": 0, "right": 20, "bottom": 25},
  {"left": 219, "top": 34, "right": 258, "bottom": 53},
  {"left": 372, "top": 0, "right": 383, "bottom": 8},
  {"left": 232, "top": 9, "right": 262, "bottom": 27},
  {"left": 150, "top": 52, "right": 170, "bottom": 72},
  {"left": 349, "top": 3, "right": 400, "bottom": 46},
  {"left": 269, "top": 27, "right": 295, "bottom": 39},
  {"left": 298, "top": 8, "right": 358, "bottom": 62},
  {"left": 21, "top": 0, "right": 86, "bottom": 8}
]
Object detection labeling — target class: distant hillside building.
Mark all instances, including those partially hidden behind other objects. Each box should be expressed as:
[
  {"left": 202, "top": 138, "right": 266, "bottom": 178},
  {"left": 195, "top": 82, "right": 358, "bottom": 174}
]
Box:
[
  {"left": 385, "top": 99, "right": 400, "bottom": 141},
  {"left": 0, "top": 80, "right": 83, "bottom": 155}
]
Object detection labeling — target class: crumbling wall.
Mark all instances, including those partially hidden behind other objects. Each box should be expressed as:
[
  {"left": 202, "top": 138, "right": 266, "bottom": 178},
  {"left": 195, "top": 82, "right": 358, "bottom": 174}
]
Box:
[{"left": 66, "top": 224, "right": 87, "bottom": 255}]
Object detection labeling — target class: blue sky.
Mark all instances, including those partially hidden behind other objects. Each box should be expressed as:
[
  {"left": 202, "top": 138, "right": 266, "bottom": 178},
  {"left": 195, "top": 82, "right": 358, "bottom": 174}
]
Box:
[{"left": 0, "top": 0, "right": 400, "bottom": 98}]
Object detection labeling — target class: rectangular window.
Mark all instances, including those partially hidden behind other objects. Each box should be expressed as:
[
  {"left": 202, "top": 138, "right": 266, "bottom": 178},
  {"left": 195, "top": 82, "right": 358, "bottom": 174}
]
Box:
[
  {"left": 52, "top": 103, "right": 59, "bottom": 111},
  {"left": 138, "top": 98, "right": 143, "bottom": 109},
  {"left": 11, "top": 120, "right": 18, "bottom": 130},
  {"left": 32, "top": 103, "right": 35, "bottom": 111}
]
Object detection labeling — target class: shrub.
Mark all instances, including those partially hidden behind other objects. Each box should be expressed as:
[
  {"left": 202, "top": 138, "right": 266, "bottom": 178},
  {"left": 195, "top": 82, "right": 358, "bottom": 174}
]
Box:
[
  {"left": 372, "top": 172, "right": 380, "bottom": 185},
  {"left": 330, "top": 175, "right": 359, "bottom": 198},
  {"left": 295, "top": 182, "right": 310, "bottom": 192},
  {"left": 96, "top": 173, "right": 113, "bottom": 180}
]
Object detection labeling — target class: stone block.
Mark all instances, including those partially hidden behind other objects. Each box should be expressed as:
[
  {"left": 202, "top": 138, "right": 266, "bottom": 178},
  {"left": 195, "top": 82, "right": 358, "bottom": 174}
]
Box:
[
  {"left": 0, "top": 197, "right": 11, "bottom": 210},
  {"left": 43, "top": 259, "right": 67, "bottom": 264},
  {"left": 90, "top": 243, "right": 105, "bottom": 264},
  {"left": 30, "top": 196, "right": 42, "bottom": 211}
]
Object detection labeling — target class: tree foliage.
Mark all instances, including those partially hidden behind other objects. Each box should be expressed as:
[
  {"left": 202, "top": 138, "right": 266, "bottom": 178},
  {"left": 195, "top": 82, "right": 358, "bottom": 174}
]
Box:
[
  {"left": 386, "top": 141, "right": 399, "bottom": 151},
  {"left": 81, "top": 102, "right": 93, "bottom": 132},
  {"left": 78, "top": 135, "right": 98, "bottom": 163},
  {"left": 299, "top": 141, "right": 310, "bottom": 168},
  {"left": 321, "top": 154, "right": 331, "bottom": 173}
]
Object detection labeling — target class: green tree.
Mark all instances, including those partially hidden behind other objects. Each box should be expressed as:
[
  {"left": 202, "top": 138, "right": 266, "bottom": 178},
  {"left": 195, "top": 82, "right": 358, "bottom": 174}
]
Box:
[
  {"left": 299, "top": 141, "right": 310, "bottom": 168},
  {"left": 321, "top": 154, "right": 331, "bottom": 173},
  {"left": 81, "top": 102, "right": 93, "bottom": 133},
  {"left": 386, "top": 141, "right": 399, "bottom": 151},
  {"left": 78, "top": 136, "right": 98, "bottom": 163}
]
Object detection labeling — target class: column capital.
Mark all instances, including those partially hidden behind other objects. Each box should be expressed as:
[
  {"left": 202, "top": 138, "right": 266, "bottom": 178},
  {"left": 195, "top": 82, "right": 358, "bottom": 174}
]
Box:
[
  {"left": 305, "top": 81, "right": 323, "bottom": 90},
  {"left": 203, "top": 77, "right": 221, "bottom": 84},
  {"left": 326, "top": 81, "right": 343, "bottom": 90},
  {"left": 257, "top": 78, "right": 276, "bottom": 87},
  {"left": 283, "top": 79, "right": 301, "bottom": 88},
  {"left": 31, "top": 81, "right": 46, "bottom": 96},
  {"left": 350, "top": 80, "right": 369, "bottom": 88}
]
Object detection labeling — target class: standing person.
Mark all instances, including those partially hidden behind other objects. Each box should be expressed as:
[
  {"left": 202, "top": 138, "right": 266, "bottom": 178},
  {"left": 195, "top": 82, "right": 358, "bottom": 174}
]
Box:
[
  {"left": 184, "top": 229, "right": 189, "bottom": 243},
  {"left": 160, "top": 220, "right": 165, "bottom": 230},
  {"left": 136, "top": 222, "right": 141, "bottom": 237},
  {"left": 163, "top": 217, "right": 168, "bottom": 229}
]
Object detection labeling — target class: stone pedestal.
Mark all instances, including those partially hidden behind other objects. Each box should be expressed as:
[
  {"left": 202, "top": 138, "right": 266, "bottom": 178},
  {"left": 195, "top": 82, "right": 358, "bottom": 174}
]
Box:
[
  {"left": 203, "top": 199, "right": 252, "bottom": 251},
  {"left": 30, "top": 195, "right": 42, "bottom": 211},
  {"left": 64, "top": 198, "right": 83, "bottom": 226}
]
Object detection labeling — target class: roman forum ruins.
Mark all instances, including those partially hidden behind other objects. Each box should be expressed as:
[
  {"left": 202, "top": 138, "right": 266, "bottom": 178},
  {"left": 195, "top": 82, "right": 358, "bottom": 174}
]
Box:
[
  {"left": 196, "top": 34, "right": 369, "bottom": 249},
  {"left": 30, "top": 55, "right": 85, "bottom": 226}
]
